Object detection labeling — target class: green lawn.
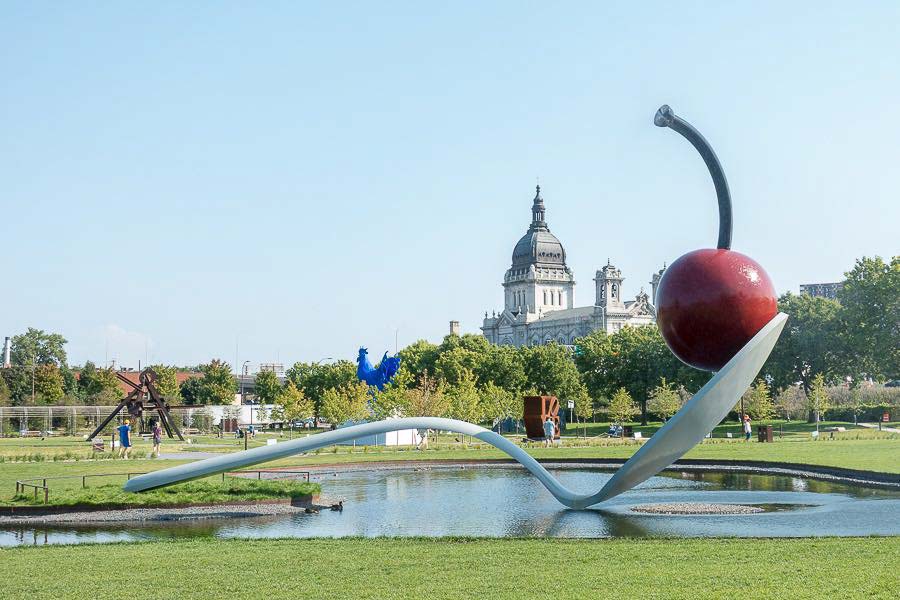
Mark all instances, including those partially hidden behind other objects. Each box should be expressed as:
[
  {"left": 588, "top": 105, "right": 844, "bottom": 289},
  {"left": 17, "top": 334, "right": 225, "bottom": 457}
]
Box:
[
  {"left": 247, "top": 436, "right": 900, "bottom": 474},
  {"left": 5, "top": 478, "right": 318, "bottom": 508},
  {"left": 0, "top": 458, "right": 189, "bottom": 497},
  {"left": 0, "top": 458, "right": 320, "bottom": 507},
  {"left": 1, "top": 537, "right": 896, "bottom": 599}
]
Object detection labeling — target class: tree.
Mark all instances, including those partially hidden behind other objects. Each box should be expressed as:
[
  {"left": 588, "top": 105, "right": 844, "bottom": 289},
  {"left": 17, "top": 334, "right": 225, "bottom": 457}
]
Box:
[
  {"left": 745, "top": 380, "right": 776, "bottom": 421},
  {"left": 806, "top": 373, "right": 830, "bottom": 426},
  {"left": 33, "top": 365, "right": 64, "bottom": 404},
  {"left": 0, "top": 374, "right": 10, "bottom": 406},
  {"left": 286, "top": 360, "right": 357, "bottom": 418},
  {"left": 197, "top": 359, "right": 236, "bottom": 405},
  {"left": 647, "top": 378, "right": 680, "bottom": 422},
  {"left": 397, "top": 340, "right": 440, "bottom": 381},
  {"left": 253, "top": 369, "right": 281, "bottom": 405},
  {"left": 480, "top": 381, "right": 517, "bottom": 427},
  {"left": 476, "top": 345, "right": 527, "bottom": 394},
  {"left": 763, "top": 292, "right": 841, "bottom": 393},
  {"left": 61, "top": 367, "right": 78, "bottom": 400},
  {"left": 575, "top": 326, "right": 705, "bottom": 425},
  {"left": 434, "top": 346, "right": 484, "bottom": 387},
  {"left": 180, "top": 377, "right": 203, "bottom": 405},
  {"left": 269, "top": 403, "right": 285, "bottom": 423},
  {"left": 150, "top": 365, "right": 181, "bottom": 401},
  {"left": 320, "top": 381, "right": 370, "bottom": 425},
  {"left": 77, "top": 362, "right": 123, "bottom": 405},
  {"left": 573, "top": 387, "right": 593, "bottom": 423},
  {"left": 405, "top": 375, "right": 449, "bottom": 418},
  {"left": 0, "top": 368, "right": 30, "bottom": 405},
  {"left": 837, "top": 256, "right": 900, "bottom": 381},
  {"left": 521, "top": 342, "right": 588, "bottom": 403},
  {"left": 370, "top": 368, "right": 414, "bottom": 419},
  {"left": 446, "top": 369, "right": 483, "bottom": 424},
  {"left": 608, "top": 387, "right": 637, "bottom": 429},
  {"left": 10, "top": 328, "right": 68, "bottom": 368},
  {"left": 774, "top": 385, "right": 805, "bottom": 421},
  {"left": 255, "top": 403, "right": 269, "bottom": 424},
  {"left": 279, "top": 381, "right": 314, "bottom": 423}
]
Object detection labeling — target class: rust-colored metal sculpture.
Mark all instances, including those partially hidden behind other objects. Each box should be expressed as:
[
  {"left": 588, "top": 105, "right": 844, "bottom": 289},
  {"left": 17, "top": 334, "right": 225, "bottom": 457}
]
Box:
[
  {"left": 523, "top": 395, "right": 559, "bottom": 439},
  {"left": 87, "top": 368, "right": 185, "bottom": 441}
]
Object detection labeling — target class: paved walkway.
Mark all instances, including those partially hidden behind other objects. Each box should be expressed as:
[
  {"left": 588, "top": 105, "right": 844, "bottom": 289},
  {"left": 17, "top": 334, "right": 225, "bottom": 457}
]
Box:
[
  {"left": 158, "top": 451, "right": 222, "bottom": 460},
  {"left": 858, "top": 422, "right": 900, "bottom": 434}
]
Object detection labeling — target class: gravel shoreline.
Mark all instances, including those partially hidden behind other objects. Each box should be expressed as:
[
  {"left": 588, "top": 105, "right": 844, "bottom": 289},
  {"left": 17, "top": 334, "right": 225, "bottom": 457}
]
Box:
[
  {"left": 631, "top": 503, "right": 765, "bottom": 515},
  {"left": 0, "top": 503, "right": 308, "bottom": 524},
  {"left": 0, "top": 494, "right": 344, "bottom": 525}
]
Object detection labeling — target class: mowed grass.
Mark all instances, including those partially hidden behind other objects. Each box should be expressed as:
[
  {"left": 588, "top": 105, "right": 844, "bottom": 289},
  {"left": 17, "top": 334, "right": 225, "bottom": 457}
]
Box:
[
  {"left": 0, "top": 459, "right": 319, "bottom": 507},
  {"left": 1, "top": 537, "right": 897, "bottom": 600},
  {"left": 0, "top": 458, "right": 190, "bottom": 498},
  {"left": 248, "top": 437, "right": 900, "bottom": 474},
  {"left": 5, "top": 478, "right": 319, "bottom": 508}
]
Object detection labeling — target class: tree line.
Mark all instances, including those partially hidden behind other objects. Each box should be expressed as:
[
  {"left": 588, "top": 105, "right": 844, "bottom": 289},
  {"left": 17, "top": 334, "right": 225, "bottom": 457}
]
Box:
[{"left": 2, "top": 256, "right": 896, "bottom": 427}]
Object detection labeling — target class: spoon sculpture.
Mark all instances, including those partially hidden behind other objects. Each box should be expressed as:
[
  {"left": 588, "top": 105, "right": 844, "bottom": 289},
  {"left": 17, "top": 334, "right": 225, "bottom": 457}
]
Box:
[
  {"left": 125, "top": 313, "right": 785, "bottom": 506},
  {"left": 125, "top": 106, "right": 787, "bottom": 507}
]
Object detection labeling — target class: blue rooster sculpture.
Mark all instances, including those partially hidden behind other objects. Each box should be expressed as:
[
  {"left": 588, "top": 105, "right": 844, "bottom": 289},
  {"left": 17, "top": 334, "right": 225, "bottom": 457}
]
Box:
[{"left": 356, "top": 347, "right": 401, "bottom": 391}]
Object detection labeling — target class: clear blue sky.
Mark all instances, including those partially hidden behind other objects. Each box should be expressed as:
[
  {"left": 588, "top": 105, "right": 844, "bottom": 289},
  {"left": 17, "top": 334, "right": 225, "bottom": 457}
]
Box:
[{"left": 1, "top": 2, "right": 897, "bottom": 370}]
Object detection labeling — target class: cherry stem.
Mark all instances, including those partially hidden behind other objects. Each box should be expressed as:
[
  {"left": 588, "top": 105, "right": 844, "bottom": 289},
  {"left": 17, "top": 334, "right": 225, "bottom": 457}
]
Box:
[{"left": 654, "top": 105, "right": 732, "bottom": 250}]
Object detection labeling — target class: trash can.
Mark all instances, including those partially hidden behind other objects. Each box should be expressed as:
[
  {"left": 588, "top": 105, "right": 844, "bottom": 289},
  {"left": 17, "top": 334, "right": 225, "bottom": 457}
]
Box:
[{"left": 757, "top": 425, "right": 773, "bottom": 443}]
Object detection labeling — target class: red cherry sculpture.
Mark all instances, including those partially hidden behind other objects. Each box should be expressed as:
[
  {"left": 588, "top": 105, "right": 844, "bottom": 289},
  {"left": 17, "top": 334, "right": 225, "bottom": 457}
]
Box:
[{"left": 653, "top": 105, "right": 777, "bottom": 372}]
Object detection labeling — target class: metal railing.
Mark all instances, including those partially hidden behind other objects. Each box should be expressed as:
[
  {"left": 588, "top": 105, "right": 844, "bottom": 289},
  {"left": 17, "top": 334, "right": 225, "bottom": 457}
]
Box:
[
  {"left": 223, "top": 469, "right": 311, "bottom": 482},
  {"left": 13, "top": 468, "right": 316, "bottom": 505},
  {"left": 13, "top": 472, "right": 148, "bottom": 504}
]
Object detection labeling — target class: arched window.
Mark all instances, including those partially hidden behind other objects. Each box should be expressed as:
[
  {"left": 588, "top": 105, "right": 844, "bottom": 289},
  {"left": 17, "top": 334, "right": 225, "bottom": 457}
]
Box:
[{"left": 543, "top": 290, "right": 548, "bottom": 305}]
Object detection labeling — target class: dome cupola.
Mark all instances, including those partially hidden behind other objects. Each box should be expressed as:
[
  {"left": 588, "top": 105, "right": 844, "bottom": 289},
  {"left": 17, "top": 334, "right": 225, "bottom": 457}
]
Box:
[{"left": 511, "top": 185, "right": 567, "bottom": 268}]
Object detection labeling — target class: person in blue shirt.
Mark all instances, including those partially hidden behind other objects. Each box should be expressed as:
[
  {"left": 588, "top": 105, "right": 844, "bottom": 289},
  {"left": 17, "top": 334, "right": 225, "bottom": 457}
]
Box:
[
  {"left": 543, "top": 417, "right": 555, "bottom": 447},
  {"left": 117, "top": 419, "right": 132, "bottom": 459}
]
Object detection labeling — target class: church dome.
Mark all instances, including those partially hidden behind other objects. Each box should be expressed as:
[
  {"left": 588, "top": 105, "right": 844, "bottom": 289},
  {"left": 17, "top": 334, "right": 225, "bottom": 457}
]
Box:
[{"left": 511, "top": 185, "right": 567, "bottom": 268}]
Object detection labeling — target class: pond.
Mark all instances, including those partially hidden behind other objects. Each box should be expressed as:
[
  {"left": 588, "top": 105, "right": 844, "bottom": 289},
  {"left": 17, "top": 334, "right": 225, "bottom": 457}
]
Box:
[{"left": 3, "top": 464, "right": 898, "bottom": 546}]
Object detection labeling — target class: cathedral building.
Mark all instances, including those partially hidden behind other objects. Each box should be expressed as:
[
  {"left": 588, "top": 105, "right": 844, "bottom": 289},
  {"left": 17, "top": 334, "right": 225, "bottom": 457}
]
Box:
[{"left": 481, "top": 185, "right": 664, "bottom": 347}]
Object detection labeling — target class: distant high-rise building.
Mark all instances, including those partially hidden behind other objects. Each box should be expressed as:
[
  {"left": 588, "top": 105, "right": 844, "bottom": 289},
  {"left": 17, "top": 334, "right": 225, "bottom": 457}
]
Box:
[
  {"left": 800, "top": 282, "right": 843, "bottom": 300},
  {"left": 2, "top": 337, "right": 10, "bottom": 368}
]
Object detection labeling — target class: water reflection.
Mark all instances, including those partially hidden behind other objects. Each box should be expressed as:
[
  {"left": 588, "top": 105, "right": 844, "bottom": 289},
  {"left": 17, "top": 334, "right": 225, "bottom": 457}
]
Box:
[{"left": 2, "top": 466, "right": 897, "bottom": 546}]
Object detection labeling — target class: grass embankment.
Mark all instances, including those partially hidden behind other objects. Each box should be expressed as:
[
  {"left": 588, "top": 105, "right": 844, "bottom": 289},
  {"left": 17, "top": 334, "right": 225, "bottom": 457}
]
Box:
[
  {"left": 0, "top": 459, "right": 318, "bottom": 508},
  {"left": 1, "top": 537, "right": 896, "bottom": 599},
  {"left": 5, "top": 478, "right": 319, "bottom": 508},
  {"left": 266, "top": 439, "right": 900, "bottom": 473}
]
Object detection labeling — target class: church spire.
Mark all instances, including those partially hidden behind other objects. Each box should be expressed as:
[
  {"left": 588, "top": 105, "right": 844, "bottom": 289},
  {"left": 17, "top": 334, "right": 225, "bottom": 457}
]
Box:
[{"left": 530, "top": 184, "right": 547, "bottom": 230}]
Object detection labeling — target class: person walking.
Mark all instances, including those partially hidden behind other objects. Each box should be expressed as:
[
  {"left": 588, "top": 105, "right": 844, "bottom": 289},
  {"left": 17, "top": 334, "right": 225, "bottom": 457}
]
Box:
[
  {"left": 117, "top": 419, "right": 132, "bottom": 459},
  {"left": 543, "top": 416, "right": 555, "bottom": 447},
  {"left": 742, "top": 414, "right": 752, "bottom": 441},
  {"left": 152, "top": 420, "right": 163, "bottom": 458}
]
